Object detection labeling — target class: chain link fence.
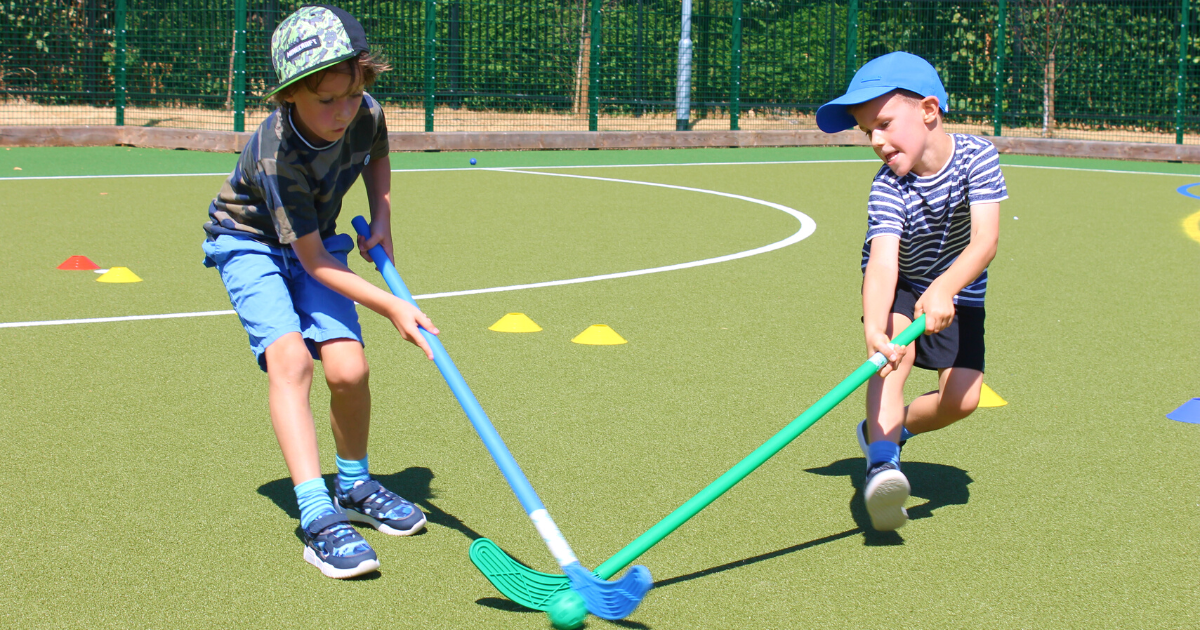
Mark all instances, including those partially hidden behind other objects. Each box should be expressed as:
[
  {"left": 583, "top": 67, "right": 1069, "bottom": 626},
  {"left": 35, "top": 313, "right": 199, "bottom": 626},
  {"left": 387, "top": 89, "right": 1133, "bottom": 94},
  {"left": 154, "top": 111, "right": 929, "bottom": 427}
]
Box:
[{"left": 2, "top": 0, "right": 1197, "bottom": 143}]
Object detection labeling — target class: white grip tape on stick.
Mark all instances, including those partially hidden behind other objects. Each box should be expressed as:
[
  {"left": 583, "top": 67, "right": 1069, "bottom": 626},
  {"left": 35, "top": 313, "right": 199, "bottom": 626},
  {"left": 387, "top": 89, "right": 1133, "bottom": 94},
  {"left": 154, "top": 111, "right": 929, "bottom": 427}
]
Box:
[
  {"left": 869, "top": 351, "right": 888, "bottom": 370},
  {"left": 530, "top": 509, "right": 579, "bottom": 568}
]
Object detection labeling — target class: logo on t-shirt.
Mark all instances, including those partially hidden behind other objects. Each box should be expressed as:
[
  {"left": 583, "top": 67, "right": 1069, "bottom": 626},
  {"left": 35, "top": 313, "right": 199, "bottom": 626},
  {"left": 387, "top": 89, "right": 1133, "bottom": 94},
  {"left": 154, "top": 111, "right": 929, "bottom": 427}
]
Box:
[{"left": 286, "top": 37, "right": 320, "bottom": 60}]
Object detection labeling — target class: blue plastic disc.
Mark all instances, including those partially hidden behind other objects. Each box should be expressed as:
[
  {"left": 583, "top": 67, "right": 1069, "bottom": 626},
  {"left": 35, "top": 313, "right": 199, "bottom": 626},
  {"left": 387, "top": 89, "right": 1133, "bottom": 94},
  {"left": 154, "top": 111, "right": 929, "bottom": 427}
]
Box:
[{"left": 1166, "top": 398, "right": 1200, "bottom": 424}]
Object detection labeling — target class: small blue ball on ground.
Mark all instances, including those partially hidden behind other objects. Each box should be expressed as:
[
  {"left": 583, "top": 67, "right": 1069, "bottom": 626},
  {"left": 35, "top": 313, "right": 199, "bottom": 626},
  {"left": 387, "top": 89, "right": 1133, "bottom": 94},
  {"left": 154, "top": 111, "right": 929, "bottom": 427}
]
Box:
[
  {"left": 470, "top": 158, "right": 477, "bottom": 165},
  {"left": 546, "top": 591, "right": 587, "bottom": 629}
]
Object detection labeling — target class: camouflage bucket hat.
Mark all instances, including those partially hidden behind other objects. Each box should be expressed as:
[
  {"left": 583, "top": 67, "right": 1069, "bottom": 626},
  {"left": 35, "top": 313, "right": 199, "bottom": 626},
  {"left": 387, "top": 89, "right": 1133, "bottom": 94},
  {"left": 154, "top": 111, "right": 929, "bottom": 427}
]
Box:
[{"left": 268, "top": 4, "right": 369, "bottom": 96}]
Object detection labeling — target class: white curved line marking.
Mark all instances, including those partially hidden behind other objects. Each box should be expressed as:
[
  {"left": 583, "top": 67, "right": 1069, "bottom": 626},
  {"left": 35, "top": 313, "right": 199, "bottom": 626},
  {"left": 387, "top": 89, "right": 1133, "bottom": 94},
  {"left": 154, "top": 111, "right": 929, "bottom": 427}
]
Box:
[
  {"left": 1, "top": 172, "right": 814, "bottom": 329},
  {"left": 415, "top": 169, "right": 815, "bottom": 300},
  {"left": 0, "top": 310, "right": 237, "bottom": 329}
]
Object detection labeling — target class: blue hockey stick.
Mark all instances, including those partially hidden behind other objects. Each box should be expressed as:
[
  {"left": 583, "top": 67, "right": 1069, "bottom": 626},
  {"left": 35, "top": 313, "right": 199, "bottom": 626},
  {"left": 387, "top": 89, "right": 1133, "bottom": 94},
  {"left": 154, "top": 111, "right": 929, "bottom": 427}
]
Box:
[{"left": 351, "top": 216, "right": 652, "bottom": 620}]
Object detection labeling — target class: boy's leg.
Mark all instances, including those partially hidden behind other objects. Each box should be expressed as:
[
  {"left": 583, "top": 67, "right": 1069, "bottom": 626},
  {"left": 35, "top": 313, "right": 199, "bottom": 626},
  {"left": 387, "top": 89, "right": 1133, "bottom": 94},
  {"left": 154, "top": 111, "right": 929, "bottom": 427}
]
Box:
[
  {"left": 265, "top": 332, "right": 322, "bottom": 484},
  {"left": 270, "top": 335, "right": 378, "bottom": 579},
  {"left": 902, "top": 367, "right": 983, "bottom": 435},
  {"left": 319, "top": 338, "right": 371, "bottom": 461},
  {"left": 865, "top": 313, "right": 919, "bottom": 445},
  {"left": 318, "top": 339, "right": 427, "bottom": 536},
  {"left": 862, "top": 313, "right": 917, "bottom": 531}
]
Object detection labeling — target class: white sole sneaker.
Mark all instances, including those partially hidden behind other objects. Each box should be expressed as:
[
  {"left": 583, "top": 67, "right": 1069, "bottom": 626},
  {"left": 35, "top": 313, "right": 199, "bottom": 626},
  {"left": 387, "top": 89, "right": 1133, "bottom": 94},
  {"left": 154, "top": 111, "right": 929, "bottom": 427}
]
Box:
[
  {"left": 856, "top": 420, "right": 870, "bottom": 458},
  {"left": 864, "top": 467, "right": 910, "bottom": 531},
  {"left": 303, "top": 546, "right": 380, "bottom": 579}
]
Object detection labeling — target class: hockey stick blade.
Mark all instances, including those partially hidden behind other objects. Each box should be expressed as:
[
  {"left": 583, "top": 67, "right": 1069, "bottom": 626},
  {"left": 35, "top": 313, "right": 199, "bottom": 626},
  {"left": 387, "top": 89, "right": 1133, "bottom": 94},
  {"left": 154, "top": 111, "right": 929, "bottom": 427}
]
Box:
[
  {"left": 469, "top": 538, "right": 571, "bottom": 610},
  {"left": 564, "top": 562, "right": 653, "bottom": 620},
  {"left": 470, "top": 539, "right": 652, "bottom": 618}
]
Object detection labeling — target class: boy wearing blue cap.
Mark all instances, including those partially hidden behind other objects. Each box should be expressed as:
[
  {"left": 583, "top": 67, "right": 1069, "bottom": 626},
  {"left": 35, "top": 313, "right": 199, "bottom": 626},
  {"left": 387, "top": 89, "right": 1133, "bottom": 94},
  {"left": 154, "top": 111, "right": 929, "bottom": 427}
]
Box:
[
  {"left": 816, "top": 52, "right": 1007, "bottom": 531},
  {"left": 203, "top": 5, "right": 439, "bottom": 578}
]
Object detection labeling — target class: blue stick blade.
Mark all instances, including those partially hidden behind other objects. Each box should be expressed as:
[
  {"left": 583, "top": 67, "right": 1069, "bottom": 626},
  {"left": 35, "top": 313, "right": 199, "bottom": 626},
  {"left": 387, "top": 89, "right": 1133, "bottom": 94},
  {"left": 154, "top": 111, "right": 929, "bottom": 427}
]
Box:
[{"left": 563, "top": 563, "right": 653, "bottom": 620}]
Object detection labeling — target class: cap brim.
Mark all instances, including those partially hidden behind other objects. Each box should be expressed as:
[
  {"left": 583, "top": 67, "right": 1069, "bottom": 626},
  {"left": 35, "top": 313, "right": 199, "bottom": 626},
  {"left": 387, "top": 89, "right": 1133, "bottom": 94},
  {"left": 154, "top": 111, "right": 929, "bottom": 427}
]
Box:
[
  {"left": 265, "top": 51, "right": 360, "bottom": 97},
  {"left": 816, "top": 86, "right": 897, "bottom": 133}
]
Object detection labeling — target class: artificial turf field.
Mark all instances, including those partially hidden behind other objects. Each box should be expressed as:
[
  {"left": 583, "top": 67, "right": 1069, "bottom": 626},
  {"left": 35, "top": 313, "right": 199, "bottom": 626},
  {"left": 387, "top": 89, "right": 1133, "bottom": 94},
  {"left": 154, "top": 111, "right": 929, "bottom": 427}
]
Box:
[{"left": 1, "top": 145, "right": 1198, "bottom": 629}]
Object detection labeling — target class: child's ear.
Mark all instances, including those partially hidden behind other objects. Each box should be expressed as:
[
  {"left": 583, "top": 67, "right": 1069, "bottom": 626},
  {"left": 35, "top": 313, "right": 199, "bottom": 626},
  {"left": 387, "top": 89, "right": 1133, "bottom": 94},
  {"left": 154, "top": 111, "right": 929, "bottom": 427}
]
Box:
[{"left": 921, "top": 96, "right": 941, "bottom": 123}]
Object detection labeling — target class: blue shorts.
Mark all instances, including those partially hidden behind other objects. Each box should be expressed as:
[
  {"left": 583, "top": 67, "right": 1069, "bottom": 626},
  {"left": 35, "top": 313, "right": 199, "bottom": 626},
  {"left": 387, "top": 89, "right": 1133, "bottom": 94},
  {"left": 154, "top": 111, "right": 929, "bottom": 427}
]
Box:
[{"left": 202, "top": 233, "right": 363, "bottom": 372}]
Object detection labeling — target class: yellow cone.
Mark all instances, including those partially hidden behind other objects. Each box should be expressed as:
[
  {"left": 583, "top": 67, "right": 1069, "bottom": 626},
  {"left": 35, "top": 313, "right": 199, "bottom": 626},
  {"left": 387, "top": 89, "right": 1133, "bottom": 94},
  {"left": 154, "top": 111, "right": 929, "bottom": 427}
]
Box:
[
  {"left": 571, "top": 324, "right": 627, "bottom": 345},
  {"left": 979, "top": 383, "right": 1007, "bottom": 407},
  {"left": 96, "top": 267, "right": 142, "bottom": 283},
  {"left": 488, "top": 313, "right": 542, "bottom": 333}
]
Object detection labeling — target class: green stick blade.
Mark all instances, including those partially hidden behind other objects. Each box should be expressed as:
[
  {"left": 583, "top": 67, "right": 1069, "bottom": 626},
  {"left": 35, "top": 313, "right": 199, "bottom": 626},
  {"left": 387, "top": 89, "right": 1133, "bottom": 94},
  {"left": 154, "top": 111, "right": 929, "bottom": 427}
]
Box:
[{"left": 469, "top": 538, "right": 570, "bottom": 611}]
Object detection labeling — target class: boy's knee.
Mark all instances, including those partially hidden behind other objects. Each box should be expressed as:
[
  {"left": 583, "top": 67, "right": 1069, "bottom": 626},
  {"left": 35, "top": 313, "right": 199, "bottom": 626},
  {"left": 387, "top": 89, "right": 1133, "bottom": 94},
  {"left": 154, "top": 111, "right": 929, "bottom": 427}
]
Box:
[
  {"left": 943, "top": 388, "right": 980, "bottom": 420},
  {"left": 265, "top": 335, "right": 314, "bottom": 380},
  {"left": 325, "top": 356, "right": 369, "bottom": 393}
]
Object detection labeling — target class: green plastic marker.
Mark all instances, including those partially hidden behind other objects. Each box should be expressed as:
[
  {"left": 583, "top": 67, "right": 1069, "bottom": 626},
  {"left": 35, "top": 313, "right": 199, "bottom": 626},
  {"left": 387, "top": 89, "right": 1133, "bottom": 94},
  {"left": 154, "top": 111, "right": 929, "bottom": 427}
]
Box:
[{"left": 470, "top": 315, "right": 926, "bottom": 609}]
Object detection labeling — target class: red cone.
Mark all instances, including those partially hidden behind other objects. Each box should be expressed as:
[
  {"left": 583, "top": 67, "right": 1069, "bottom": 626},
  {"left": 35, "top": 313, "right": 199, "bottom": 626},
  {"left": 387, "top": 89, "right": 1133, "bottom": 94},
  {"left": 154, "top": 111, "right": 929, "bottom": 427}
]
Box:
[{"left": 57, "top": 255, "right": 100, "bottom": 270}]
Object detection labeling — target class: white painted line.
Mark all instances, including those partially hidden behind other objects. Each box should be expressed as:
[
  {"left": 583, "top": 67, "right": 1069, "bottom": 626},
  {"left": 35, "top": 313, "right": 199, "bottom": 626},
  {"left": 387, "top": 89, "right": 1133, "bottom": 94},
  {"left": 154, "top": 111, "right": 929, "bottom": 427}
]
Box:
[
  {"left": 4, "top": 158, "right": 1200, "bottom": 180},
  {"left": 468, "top": 159, "right": 879, "bottom": 171},
  {"left": 1000, "top": 163, "right": 1200, "bottom": 177},
  {"left": 0, "top": 160, "right": 873, "bottom": 181},
  {"left": 1, "top": 172, "right": 230, "bottom": 181},
  {"left": 0, "top": 310, "right": 237, "bottom": 329},
  {"left": 1, "top": 172, "right": 815, "bottom": 329}
]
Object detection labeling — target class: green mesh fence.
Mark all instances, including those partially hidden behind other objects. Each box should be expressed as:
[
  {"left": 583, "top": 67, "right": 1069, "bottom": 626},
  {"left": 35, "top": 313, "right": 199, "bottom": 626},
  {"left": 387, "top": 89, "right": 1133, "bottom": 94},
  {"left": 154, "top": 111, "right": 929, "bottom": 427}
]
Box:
[{"left": 1, "top": 0, "right": 1198, "bottom": 143}]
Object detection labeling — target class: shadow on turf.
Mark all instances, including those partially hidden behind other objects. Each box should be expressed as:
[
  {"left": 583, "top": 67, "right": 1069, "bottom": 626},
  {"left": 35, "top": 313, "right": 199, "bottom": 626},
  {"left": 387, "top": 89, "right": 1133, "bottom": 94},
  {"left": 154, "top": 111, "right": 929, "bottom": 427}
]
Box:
[
  {"left": 657, "top": 457, "right": 973, "bottom": 589},
  {"left": 805, "top": 458, "right": 972, "bottom": 546},
  {"left": 474, "top": 598, "right": 650, "bottom": 629},
  {"left": 258, "top": 466, "right": 487, "bottom": 543}
]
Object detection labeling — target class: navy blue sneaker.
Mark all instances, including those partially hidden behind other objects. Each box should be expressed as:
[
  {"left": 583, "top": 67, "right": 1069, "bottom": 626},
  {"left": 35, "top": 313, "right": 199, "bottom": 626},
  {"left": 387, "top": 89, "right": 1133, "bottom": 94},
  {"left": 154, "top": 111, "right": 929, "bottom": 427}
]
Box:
[
  {"left": 857, "top": 420, "right": 906, "bottom": 459},
  {"left": 334, "top": 479, "right": 427, "bottom": 536},
  {"left": 863, "top": 461, "right": 910, "bottom": 531},
  {"left": 302, "top": 512, "right": 379, "bottom": 579}
]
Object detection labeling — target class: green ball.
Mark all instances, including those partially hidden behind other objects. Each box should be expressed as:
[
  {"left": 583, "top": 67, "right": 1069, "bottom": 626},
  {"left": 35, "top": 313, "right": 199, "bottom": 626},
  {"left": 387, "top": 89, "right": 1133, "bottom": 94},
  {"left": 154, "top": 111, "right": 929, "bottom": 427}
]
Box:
[{"left": 546, "top": 590, "right": 588, "bottom": 630}]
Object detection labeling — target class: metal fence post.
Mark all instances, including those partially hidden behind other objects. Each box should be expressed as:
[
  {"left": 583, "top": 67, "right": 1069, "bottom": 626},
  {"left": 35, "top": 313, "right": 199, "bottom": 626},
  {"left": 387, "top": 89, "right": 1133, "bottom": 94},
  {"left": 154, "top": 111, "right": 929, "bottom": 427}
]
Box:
[
  {"left": 730, "top": 0, "right": 743, "bottom": 131},
  {"left": 448, "top": 1, "right": 461, "bottom": 110},
  {"left": 635, "top": 0, "right": 645, "bottom": 117},
  {"left": 589, "top": 0, "right": 601, "bottom": 131},
  {"left": 115, "top": 0, "right": 126, "bottom": 126},
  {"left": 845, "top": 0, "right": 858, "bottom": 85},
  {"left": 675, "top": 0, "right": 693, "bottom": 131},
  {"left": 1177, "top": 0, "right": 1190, "bottom": 144},
  {"left": 424, "top": 0, "right": 437, "bottom": 132},
  {"left": 993, "top": 0, "right": 1006, "bottom": 136},
  {"left": 234, "top": 0, "right": 247, "bottom": 132}
]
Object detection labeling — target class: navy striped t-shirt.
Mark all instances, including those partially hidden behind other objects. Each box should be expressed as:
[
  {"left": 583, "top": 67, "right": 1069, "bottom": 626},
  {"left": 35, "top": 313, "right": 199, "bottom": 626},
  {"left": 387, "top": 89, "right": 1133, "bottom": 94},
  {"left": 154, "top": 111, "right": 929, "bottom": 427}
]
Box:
[{"left": 860, "top": 134, "right": 1008, "bottom": 307}]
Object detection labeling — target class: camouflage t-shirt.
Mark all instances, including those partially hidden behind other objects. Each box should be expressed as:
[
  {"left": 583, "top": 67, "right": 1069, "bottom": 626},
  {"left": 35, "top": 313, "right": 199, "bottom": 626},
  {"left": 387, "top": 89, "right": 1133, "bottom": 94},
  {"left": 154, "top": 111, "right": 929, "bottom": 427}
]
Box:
[{"left": 205, "top": 92, "right": 389, "bottom": 248}]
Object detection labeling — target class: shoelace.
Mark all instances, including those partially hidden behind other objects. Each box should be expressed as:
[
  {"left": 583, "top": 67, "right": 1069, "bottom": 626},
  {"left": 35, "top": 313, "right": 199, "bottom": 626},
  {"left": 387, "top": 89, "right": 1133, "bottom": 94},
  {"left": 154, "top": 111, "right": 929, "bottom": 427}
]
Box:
[
  {"left": 320, "top": 522, "right": 370, "bottom": 557},
  {"left": 366, "top": 489, "right": 413, "bottom": 519}
]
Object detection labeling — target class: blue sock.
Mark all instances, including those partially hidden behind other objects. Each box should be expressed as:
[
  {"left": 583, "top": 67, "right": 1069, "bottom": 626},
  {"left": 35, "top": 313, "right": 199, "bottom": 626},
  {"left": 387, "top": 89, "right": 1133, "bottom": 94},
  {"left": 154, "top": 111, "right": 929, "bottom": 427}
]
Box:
[
  {"left": 294, "top": 477, "right": 335, "bottom": 530},
  {"left": 868, "top": 441, "right": 901, "bottom": 468},
  {"left": 900, "top": 426, "right": 915, "bottom": 442},
  {"left": 336, "top": 454, "right": 370, "bottom": 494}
]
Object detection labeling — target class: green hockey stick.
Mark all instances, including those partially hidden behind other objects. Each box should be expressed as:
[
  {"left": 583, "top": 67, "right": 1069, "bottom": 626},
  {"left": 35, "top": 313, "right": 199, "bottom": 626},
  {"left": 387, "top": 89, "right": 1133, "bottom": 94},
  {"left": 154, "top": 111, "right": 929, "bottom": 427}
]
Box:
[{"left": 470, "top": 315, "right": 926, "bottom": 610}]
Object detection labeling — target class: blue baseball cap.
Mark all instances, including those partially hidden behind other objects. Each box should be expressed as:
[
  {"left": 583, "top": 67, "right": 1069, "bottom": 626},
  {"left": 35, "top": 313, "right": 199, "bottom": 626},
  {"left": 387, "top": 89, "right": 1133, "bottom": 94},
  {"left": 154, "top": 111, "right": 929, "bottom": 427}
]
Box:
[{"left": 816, "top": 51, "right": 949, "bottom": 133}]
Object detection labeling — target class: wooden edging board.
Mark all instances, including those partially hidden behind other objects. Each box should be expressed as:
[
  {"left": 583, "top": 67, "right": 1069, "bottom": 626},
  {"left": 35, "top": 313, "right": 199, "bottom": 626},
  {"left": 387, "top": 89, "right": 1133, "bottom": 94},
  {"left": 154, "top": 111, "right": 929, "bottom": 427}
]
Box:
[{"left": 4, "top": 125, "right": 1200, "bottom": 163}]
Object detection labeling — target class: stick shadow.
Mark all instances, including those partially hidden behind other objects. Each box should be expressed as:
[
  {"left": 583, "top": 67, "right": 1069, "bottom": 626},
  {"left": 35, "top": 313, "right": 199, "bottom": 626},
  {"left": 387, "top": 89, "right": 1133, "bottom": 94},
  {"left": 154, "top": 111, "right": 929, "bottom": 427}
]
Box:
[
  {"left": 805, "top": 457, "right": 972, "bottom": 546},
  {"left": 654, "top": 457, "right": 972, "bottom": 590}
]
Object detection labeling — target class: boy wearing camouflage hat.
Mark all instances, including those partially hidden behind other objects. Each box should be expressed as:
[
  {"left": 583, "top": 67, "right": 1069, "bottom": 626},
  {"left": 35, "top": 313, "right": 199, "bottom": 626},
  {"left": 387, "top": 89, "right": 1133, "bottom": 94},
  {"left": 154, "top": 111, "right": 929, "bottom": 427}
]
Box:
[{"left": 203, "top": 5, "right": 436, "bottom": 578}]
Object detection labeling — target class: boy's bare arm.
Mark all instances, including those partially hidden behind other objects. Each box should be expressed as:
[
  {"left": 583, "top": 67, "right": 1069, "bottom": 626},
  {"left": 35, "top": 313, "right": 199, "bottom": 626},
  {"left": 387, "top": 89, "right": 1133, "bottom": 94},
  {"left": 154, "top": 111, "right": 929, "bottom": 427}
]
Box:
[
  {"left": 358, "top": 154, "right": 394, "bottom": 263},
  {"left": 863, "top": 235, "right": 905, "bottom": 376},
  {"left": 914, "top": 202, "right": 1000, "bottom": 333},
  {"left": 291, "top": 231, "right": 437, "bottom": 360}
]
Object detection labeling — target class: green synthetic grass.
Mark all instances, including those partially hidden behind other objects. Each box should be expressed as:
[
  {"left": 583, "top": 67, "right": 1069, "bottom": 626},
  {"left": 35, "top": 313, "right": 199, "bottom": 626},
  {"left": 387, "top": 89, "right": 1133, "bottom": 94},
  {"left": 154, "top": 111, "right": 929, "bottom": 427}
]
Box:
[{"left": 1, "top": 147, "right": 1198, "bottom": 629}]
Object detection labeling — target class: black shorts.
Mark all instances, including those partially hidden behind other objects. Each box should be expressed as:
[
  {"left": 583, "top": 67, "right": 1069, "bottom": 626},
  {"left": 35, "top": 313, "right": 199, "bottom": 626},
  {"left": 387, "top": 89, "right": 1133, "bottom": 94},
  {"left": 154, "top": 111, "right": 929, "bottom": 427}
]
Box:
[{"left": 889, "top": 280, "right": 986, "bottom": 372}]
